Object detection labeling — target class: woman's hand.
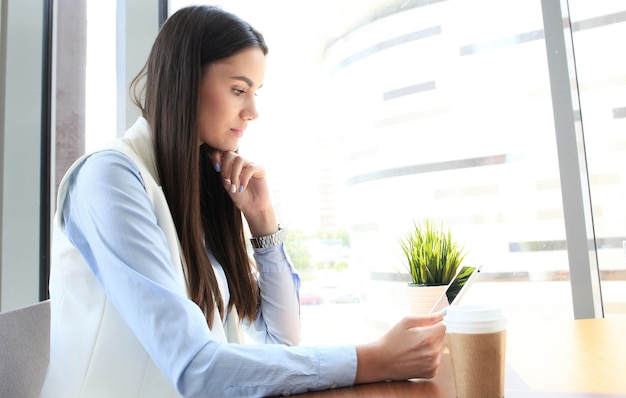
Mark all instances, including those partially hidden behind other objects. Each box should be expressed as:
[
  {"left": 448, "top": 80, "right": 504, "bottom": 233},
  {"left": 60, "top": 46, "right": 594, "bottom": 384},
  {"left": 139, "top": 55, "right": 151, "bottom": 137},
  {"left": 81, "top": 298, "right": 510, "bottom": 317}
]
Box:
[
  {"left": 355, "top": 312, "right": 447, "bottom": 383},
  {"left": 211, "top": 150, "right": 277, "bottom": 236}
]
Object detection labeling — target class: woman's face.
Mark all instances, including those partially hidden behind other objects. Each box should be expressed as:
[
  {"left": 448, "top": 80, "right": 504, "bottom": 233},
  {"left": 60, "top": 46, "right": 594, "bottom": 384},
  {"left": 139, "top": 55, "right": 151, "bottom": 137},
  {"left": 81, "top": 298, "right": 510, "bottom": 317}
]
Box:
[{"left": 197, "top": 47, "right": 266, "bottom": 151}]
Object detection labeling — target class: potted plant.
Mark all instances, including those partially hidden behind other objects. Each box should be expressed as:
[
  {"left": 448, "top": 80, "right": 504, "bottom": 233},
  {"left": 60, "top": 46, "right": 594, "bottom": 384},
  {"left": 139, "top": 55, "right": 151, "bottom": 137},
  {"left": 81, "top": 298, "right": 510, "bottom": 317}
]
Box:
[{"left": 399, "top": 220, "right": 467, "bottom": 315}]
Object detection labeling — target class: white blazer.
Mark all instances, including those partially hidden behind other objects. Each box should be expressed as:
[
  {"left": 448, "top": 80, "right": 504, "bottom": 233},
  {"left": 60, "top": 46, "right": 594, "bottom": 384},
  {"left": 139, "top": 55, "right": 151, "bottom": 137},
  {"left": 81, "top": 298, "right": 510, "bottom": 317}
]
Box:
[{"left": 39, "top": 118, "right": 243, "bottom": 398}]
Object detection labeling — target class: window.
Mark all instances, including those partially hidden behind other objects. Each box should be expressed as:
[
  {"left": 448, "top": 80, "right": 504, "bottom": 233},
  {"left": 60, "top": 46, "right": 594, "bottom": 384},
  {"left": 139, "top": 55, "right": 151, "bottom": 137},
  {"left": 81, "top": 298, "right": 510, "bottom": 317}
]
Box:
[
  {"left": 167, "top": 0, "right": 626, "bottom": 344},
  {"left": 85, "top": 1, "right": 117, "bottom": 153},
  {"left": 569, "top": 0, "right": 626, "bottom": 317}
]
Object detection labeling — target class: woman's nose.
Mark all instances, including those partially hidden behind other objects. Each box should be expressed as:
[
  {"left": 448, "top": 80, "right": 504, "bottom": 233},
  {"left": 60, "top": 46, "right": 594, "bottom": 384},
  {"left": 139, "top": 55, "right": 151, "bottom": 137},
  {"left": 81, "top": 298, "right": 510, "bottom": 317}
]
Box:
[{"left": 242, "top": 99, "right": 259, "bottom": 121}]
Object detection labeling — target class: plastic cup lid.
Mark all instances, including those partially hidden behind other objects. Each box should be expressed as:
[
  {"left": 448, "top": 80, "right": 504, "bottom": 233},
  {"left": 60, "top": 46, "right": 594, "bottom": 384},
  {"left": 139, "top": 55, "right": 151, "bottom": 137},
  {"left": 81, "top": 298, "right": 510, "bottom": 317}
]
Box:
[{"left": 443, "top": 304, "right": 507, "bottom": 333}]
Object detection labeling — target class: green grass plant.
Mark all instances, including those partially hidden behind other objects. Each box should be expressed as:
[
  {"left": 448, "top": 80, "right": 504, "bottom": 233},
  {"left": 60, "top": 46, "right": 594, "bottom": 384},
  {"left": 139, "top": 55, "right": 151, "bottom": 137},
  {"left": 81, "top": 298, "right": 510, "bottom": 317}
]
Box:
[{"left": 400, "top": 220, "right": 467, "bottom": 285}]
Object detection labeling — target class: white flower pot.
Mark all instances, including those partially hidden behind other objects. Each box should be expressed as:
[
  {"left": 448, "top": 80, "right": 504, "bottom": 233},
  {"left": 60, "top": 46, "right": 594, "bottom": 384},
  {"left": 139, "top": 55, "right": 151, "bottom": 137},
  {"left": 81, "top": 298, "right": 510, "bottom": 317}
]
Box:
[{"left": 406, "top": 284, "right": 448, "bottom": 315}]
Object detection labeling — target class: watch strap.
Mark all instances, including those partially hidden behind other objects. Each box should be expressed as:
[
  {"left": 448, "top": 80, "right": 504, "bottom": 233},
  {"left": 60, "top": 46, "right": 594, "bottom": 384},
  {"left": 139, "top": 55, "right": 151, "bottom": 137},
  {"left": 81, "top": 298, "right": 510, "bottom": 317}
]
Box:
[{"left": 250, "top": 227, "right": 285, "bottom": 249}]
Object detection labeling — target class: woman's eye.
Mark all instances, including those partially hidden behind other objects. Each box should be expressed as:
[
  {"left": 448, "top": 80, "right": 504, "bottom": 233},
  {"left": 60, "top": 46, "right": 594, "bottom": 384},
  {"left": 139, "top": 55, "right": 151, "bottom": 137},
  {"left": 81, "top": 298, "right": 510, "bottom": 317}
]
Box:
[{"left": 233, "top": 88, "right": 247, "bottom": 96}]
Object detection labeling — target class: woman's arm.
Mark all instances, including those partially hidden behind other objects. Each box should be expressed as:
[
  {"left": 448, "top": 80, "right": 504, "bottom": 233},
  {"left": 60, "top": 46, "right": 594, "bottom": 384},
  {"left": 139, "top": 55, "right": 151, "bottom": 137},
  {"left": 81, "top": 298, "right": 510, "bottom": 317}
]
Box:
[
  {"left": 64, "top": 151, "right": 356, "bottom": 397},
  {"left": 210, "top": 149, "right": 303, "bottom": 345},
  {"left": 244, "top": 244, "right": 302, "bottom": 345},
  {"left": 67, "top": 150, "right": 446, "bottom": 397}
]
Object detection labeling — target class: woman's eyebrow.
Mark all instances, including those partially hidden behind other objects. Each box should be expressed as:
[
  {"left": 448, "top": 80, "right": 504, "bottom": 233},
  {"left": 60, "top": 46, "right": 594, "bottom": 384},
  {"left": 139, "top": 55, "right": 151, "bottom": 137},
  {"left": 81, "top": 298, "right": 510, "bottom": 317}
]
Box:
[{"left": 230, "top": 75, "right": 254, "bottom": 87}]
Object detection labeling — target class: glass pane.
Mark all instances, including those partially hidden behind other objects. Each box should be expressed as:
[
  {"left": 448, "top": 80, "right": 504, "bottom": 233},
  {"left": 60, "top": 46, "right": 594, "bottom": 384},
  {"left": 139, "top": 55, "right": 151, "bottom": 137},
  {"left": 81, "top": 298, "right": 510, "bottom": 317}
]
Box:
[
  {"left": 85, "top": 1, "right": 117, "bottom": 152},
  {"left": 55, "top": 1, "right": 117, "bottom": 192},
  {"left": 168, "top": 0, "right": 592, "bottom": 344},
  {"left": 568, "top": 0, "right": 626, "bottom": 317}
]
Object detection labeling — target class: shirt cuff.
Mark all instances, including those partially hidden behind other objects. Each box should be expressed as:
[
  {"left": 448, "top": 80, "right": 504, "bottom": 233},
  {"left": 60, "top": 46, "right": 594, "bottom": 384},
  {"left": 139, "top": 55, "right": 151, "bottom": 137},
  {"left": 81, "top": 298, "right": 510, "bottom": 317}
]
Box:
[{"left": 314, "top": 345, "right": 358, "bottom": 390}]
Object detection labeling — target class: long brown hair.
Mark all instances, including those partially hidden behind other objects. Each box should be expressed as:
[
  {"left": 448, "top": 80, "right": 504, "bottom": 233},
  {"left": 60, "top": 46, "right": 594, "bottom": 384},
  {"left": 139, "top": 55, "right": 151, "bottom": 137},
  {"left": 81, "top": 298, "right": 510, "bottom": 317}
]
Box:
[{"left": 130, "top": 6, "right": 269, "bottom": 327}]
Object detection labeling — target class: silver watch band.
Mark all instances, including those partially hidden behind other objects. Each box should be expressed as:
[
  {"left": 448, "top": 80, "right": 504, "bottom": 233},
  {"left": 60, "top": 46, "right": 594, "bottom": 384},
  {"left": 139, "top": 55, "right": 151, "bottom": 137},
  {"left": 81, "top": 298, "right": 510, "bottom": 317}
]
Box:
[{"left": 250, "top": 227, "right": 285, "bottom": 249}]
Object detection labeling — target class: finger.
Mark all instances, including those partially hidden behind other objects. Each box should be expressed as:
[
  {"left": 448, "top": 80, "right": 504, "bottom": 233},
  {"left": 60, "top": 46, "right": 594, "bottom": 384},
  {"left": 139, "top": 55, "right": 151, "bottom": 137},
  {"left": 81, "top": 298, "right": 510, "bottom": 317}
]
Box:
[
  {"left": 227, "top": 155, "right": 245, "bottom": 193},
  {"left": 219, "top": 152, "right": 245, "bottom": 194},
  {"left": 236, "top": 162, "right": 260, "bottom": 192},
  {"left": 426, "top": 321, "right": 447, "bottom": 338},
  {"left": 403, "top": 312, "right": 445, "bottom": 328},
  {"left": 209, "top": 150, "right": 236, "bottom": 192},
  {"left": 408, "top": 322, "right": 447, "bottom": 358},
  {"left": 213, "top": 151, "right": 235, "bottom": 193},
  {"left": 408, "top": 320, "right": 446, "bottom": 339},
  {"left": 210, "top": 150, "right": 223, "bottom": 173}
]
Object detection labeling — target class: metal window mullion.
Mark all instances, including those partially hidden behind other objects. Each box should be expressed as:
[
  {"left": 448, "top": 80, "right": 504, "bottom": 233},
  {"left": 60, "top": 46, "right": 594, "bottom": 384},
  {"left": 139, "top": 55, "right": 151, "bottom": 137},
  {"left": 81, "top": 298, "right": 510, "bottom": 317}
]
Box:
[
  {"left": 0, "top": 0, "right": 45, "bottom": 310},
  {"left": 40, "top": 0, "right": 55, "bottom": 301},
  {"left": 541, "top": 0, "right": 603, "bottom": 319}
]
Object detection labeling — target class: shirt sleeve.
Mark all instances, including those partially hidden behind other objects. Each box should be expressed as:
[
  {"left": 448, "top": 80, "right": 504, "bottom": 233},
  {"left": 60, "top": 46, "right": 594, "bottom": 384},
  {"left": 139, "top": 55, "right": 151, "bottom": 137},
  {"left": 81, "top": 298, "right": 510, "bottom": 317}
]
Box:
[
  {"left": 243, "top": 244, "right": 302, "bottom": 345},
  {"left": 62, "top": 150, "right": 357, "bottom": 398}
]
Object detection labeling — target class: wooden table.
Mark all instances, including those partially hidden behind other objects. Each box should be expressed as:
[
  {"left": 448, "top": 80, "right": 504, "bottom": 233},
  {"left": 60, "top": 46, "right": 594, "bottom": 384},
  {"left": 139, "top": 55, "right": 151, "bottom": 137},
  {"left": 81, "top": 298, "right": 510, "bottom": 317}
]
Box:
[{"left": 293, "top": 317, "right": 626, "bottom": 397}]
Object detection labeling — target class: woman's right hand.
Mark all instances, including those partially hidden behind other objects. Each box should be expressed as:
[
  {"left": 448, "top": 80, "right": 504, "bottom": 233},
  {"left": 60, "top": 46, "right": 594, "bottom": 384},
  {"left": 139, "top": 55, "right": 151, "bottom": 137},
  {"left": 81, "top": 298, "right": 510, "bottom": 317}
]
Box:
[{"left": 354, "top": 312, "right": 446, "bottom": 383}]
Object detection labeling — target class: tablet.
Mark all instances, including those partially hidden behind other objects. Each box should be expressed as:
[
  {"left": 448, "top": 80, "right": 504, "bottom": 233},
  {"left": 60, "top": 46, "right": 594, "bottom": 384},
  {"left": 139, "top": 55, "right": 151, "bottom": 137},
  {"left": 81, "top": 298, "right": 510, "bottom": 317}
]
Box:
[{"left": 429, "top": 265, "right": 482, "bottom": 313}]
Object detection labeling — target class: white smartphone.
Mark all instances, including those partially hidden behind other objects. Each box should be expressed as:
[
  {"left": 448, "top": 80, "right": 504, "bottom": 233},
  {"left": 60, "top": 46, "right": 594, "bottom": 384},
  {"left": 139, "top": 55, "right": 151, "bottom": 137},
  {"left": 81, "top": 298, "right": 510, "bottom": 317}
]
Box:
[{"left": 429, "top": 265, "right": 482, "bottom": 313}]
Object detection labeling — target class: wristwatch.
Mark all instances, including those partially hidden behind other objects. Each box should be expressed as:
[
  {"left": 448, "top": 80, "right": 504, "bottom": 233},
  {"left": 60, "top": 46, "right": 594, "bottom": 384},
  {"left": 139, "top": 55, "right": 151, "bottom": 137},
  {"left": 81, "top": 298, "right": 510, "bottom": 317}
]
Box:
[{"left": 250, "top": 227, "right": 285, "bottom": 249}]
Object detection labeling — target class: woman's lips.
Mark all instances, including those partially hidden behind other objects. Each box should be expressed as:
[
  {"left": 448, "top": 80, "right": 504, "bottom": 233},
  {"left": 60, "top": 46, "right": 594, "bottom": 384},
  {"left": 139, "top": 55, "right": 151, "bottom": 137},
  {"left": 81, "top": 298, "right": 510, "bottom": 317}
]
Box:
[{"left": 230, "top": 128, "right": 245, "bottom": 138}]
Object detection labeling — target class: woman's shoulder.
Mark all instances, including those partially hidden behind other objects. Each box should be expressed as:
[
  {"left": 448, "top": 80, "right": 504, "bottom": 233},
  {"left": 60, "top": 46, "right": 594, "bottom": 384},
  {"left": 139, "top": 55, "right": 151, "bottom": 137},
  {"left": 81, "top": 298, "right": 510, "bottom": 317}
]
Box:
[
  {"left": 69, "top": 150, "right": 145, "bottom": 195},
  {"left": 78, "top": 150, "right": 141, "bottom": 180}
]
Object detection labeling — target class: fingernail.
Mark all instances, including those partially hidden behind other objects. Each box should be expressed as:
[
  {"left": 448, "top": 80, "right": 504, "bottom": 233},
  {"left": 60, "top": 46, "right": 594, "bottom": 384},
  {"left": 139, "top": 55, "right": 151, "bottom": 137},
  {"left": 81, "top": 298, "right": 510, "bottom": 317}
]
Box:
[
  {"left": 214, "top": 163, "right": 221, "bottom": 172},
  {"left": 230, "top": 184, "right": 237, "bottom": 193},
  {"left": 238, "top": 184, "right": 244, "bottom": 192}
]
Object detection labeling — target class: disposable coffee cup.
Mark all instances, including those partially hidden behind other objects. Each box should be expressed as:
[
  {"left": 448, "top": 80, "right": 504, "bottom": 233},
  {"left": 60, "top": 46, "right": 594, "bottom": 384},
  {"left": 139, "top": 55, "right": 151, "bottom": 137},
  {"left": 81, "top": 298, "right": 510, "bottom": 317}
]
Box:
[{"left": 443, "top": 305, "right": 507, "bottom": 398}]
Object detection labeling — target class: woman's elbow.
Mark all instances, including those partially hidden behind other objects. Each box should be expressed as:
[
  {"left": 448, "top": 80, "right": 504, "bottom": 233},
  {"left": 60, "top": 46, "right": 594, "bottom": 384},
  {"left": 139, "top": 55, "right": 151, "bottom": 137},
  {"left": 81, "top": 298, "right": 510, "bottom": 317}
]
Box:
[{"left": 267, "top": 327, "right": 301, "bottom": 346}]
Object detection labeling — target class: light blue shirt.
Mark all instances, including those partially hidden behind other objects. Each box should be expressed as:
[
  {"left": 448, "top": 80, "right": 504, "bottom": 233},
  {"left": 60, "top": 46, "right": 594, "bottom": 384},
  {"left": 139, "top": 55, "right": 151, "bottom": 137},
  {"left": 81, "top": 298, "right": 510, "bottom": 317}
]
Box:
[{"left": 61, "top": 150, "right": 357, "bottom": 397}]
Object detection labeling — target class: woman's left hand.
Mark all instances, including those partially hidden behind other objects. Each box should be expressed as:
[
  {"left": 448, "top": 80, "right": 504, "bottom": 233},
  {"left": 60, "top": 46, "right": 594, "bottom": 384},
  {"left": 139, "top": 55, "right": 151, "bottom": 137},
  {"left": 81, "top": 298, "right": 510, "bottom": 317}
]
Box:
[{"left": 211, "top": 150, "right": 278, "bottom": 236}]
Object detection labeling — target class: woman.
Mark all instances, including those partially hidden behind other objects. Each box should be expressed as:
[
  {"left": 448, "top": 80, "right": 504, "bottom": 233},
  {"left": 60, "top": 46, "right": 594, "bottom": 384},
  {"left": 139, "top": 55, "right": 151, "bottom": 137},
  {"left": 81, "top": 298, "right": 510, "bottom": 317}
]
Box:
[{"left": 40, "top": 5, "right": 446, "bottom": 398}]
